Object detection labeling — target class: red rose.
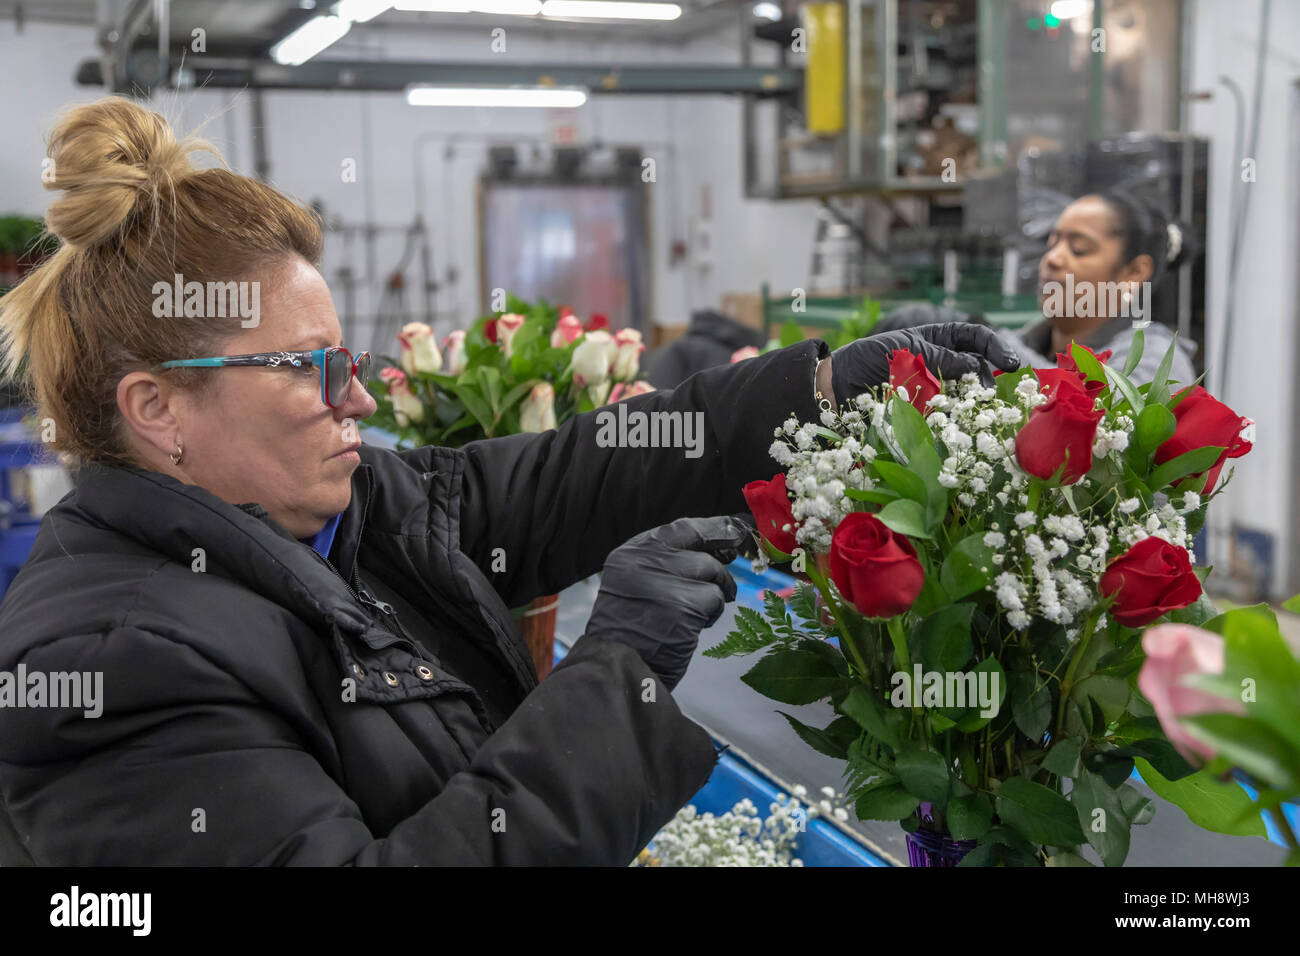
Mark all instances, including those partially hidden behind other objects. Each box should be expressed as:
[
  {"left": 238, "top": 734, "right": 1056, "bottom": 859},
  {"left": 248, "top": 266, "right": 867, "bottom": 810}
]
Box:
[
  {"left": 1056, "top": 344, "right": 1112, "bottom": 373},
  {"left": 1035, "top": 367, "right": 1105, "bottom": 401},
  {"left": 888, "top": 348, "right": 941, "bottom": 412},
  {"left": 484, "top": 318, "right": 499, "bottom": 343},
  {"left": 742, "top": 474, "right": 798, "bottom": 555},
  {"left": 828, "top": 513, "right": 924, "bottom": 618},
  {"left": 586, "top": 312, "right": 610, "bottom": 333},
  {"left": 1014, "top": 379, "right": 1105, "bottom": 485},
  {"left": 1154, "top": 386, "right": 1253, "bottom": 494},
  {"left": 1100, "top": 537, "right": 1202, "bottom": 627}
]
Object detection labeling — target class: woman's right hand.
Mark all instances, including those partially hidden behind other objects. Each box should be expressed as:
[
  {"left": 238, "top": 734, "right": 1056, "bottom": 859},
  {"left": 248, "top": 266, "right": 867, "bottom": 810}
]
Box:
[{"left": 582, "top": 516, "right": 752, "bottom": 691}]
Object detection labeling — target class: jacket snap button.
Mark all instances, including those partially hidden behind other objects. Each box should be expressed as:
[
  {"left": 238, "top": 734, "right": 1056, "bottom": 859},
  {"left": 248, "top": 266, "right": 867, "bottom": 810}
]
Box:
[
  {"left": 415, "top": 664, "right": 434, "bottom": 681},
  {"left": 383, "top": 671, "right": 400, "bottom": 687},
  {"left": 352, "top": 663, "right": 365, "bottom": 679}
]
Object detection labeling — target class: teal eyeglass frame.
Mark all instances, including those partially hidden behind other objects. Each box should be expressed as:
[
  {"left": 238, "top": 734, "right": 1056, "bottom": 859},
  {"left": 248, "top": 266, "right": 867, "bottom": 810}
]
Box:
[{"left": 157, "top": 347, "right": 372, "bottom": 409}]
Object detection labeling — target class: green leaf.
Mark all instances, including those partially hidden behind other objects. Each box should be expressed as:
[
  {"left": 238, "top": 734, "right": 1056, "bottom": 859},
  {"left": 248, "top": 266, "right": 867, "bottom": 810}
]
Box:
[
  {"left": 740, "top": 647, "right": 844, "bottom": 705},
  {"left": 854, "top": 782, "right": 921, "bottom": 821},
  {"left": 889, "top": 396, "right": 946, "bottom": 524},
  {"left": 844, "top": 487, "right": 900, "bottom": 505},
  {"left": 1042, "top": 737, "right": 1083, "bottom": 778},
  {"left": 1147, "top": 445, "right": 1225, "bottom": 492},
  {"left": 1012, "top": 672, "right": 1052, "bottom": 742},
  {"left": 1146, "top": 336, "right": 1179, "bottom": 406},
  {"left": 954, "top": 657, "right": 1007, "bottom": 731},
  {"left": 947, "top": 792, "right": 994, "bottom": 841},
  {"left": 1180, "top": 713, "right": 1300, "bottom": 791},
  {"left": 876, "top": 498, "right": 931, "bottom": 539},
  {"left": 1070, "top": 342, "right": 1109, "bottom": 387},
  {"left": 1071, "top": 769, "right": 1131, "bottom": 866},
  {"left": 777, "top": 711, "right": 851, "bottom": 760},
  {"left": 940, "top": 534, "right": 996, "bottom": 601},
  {"left": 1283, "top": 594, "right": 1300, "bottom": 614},
  {"left": 1085, "top": 749, "right": 1136, "bottom": 789},
  {"left": 1071, "top": 674, "right": 1130, "bottom": 727},
  {"left": 1133, "top": 404, "right": 1176, "bottom": 454},
  {"left": 1121, "top": 327, "right": 1145, "bottom": 377},
  {"left": 894, "top": 749, "right": 952, "bottom": 803},
  {"left": 873, "top": 459, "right": 928, "bottom": 504},
  {"left": 840, "top": 685, "right": 901, "bottom": 749},
  {"left": 1134, "top": 757, "right": 1266, "bottom": 837},
  {"left": 1111, "top": 736, "right": 1197, "bottom": 782},
  {"left": 995, "top": 776, "right": 1086, "bottom": 847},
  {"left": 1104, "top": 363, "right": 1144, "bottom": 414},
  {"left": 704, "top": 605, "right": 780, "bottom": 658},
  {"left": 914, "top": 602, "right": 976, "bottom": 673},
  {"left": 1119, "top": 783, "right": 1155, "bottom": 826}
]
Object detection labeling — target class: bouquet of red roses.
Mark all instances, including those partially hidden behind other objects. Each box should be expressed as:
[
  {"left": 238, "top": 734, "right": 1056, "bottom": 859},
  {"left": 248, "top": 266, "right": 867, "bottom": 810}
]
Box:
[{"left": 715, "top": 332, "right": 1258, "bottom": 866}]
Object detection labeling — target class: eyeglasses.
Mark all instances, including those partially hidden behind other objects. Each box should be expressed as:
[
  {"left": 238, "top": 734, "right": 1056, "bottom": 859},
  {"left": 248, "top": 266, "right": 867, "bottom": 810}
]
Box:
[{"left": 157, "top": 347, "right": 372, "bottom": 409}]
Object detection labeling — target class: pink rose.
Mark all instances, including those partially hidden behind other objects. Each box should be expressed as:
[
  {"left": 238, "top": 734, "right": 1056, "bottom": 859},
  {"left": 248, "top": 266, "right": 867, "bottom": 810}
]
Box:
[
  {"left": 731, "top": 346, "right": 761, "bottom": 364},
  {"left": 519, "top": 382, "right": 557, "bottom": 433},
  {"left": 397, "top": 322, "right": 441, "bottom": 375},
  {"left": 442, "top": 329, "right": 467, "bottom": 376},
  {"left": 380, "top": 367, "right": 424, "bottom": 426},
  {"left": 496, "top": 313, "right": 526, "bottom": 357},
  {"left": 570, "top": 330, "right": 616, "bottom": 388},
  {"left": 611, "top": 328, "right": 645, "bottom": 381},
  {"left": 609, "top": 380, "right": 655, "bottom": 402},
  {"left": 550, "top": 314, "right": 584, "bottom": 349},
  {"left": 1138, "top": 624, "right": 1246, "bottom": 764}
]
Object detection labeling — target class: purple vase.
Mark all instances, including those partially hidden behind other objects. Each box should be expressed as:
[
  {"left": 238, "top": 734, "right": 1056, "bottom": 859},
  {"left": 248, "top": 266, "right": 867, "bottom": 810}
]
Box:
[{"left": 904, "top": 802, "right": 977, "bottom": 867}]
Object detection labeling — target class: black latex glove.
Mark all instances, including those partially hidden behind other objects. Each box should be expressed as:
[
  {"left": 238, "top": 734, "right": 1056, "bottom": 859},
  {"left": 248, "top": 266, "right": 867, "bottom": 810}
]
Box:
[
  {"left": 584, "top": 516, "right": 751, "bottom": 692},
  {"left": 830, "top": 323, "right": 1021, "bottom": 405}
]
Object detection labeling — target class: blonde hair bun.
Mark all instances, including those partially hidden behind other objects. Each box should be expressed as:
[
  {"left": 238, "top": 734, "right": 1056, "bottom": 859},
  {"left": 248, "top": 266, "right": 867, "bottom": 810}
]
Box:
[{"left": 43, "top": 97, "right": 218, "bottom": 249}]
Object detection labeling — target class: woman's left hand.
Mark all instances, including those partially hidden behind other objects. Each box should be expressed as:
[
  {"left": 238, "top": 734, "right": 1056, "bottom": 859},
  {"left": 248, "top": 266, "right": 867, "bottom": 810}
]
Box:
[{"left": 827, "top": 323, "right": 1022, "bottom": 405}]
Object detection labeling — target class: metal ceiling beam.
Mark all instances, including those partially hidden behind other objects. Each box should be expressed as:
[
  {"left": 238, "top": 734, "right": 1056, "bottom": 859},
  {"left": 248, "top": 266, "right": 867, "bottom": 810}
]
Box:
[{"left": 84, "top": 54, "right": 802, "bottom": 96}]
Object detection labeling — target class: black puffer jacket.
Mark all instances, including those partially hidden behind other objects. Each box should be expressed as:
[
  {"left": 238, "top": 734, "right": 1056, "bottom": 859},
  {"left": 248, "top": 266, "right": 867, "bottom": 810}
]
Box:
[{"left": 0, "top": 341, "right": 826, "bottom": 865}]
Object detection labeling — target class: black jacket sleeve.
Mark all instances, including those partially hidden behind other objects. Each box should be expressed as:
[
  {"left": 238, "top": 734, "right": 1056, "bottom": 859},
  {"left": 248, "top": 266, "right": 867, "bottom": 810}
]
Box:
[
  {"left": 0, "top": 625, "right": 716, "bottom": 866},
  {"left": 449, "top": 340, "right": 827, "bottom": 606}
]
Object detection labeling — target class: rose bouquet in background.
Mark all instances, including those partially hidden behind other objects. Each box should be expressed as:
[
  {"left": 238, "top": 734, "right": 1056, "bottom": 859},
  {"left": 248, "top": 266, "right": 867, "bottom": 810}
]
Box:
[
  {"left": 712, "top": 331, "right": 1261, "bottom": 866},
  {"left": 366, "top": 295, "right": 653, "bottom": 448}
]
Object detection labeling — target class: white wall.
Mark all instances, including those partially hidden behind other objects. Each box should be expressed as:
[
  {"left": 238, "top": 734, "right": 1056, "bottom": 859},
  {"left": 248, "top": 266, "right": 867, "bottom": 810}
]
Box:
[
  {"left": 0, "top": 18, "right": 824, "bottom": 350},
  {"left": 1186, "top": 0, "right": 1299, "bottom": 597}
]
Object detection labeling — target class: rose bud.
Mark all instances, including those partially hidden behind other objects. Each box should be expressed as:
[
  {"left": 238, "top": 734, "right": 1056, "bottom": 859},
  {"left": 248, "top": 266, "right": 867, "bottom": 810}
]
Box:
[
  {"left": 611, "top": 328, "right": 645, "bottom": 381},
  {"left": 397, "top": 322, "right": 442, "bottom": 375},
  {"left": 1100, "top": 537, "right": 1202, "bottom": 628},
  {"left": 442, "top": 329, "right": 468, "bottom": 376},
  {"left": 829, "top": 512, "right": 924, "bottom": 618},
  {"left": 380, "top": 367, "right": 424, "bottom": 426},
  {"left": 742, "top": 474, "right": 799, "bottom": 555},
  {"left": 483, "top": 318, "right": 498, "bottom": 343},
  {"left": 1035, "top": 366, "right": 1105, "bottom": 401},
  {"left": 570, "top": 330, "right": 616, "bottom": 388},
  {"left": 585, "top": 312, "right": 610, "bottom": 333},
  {"left": 1056, "top": 344, "right": 1113, "bottom": 372},
  {"left": 519, "top": 382, "right": 557, "bottom": 433},
  {"left": 550, "top": 314, "right": 585, "bottom": 349},
  {"left": 1139, "top": 624, "right": 1244, "bottom": 764},
  {"left": 1154, "top": 386, "right": 1254, "bottom": 494},
  {"left": 888, "top": 348, "right": 941, "bottom": 412},
  {"left": 610, "top": 380, "right": 655, "bottom": 402},
  {"left": 1014, "top": 378, "right": 1105, "bottom": 484},
  {"left": 730, "top": 346, "right": 761, "bottom": 364},
  {"left": 496, "top": 313, "right": 526, "bottom": 357}
]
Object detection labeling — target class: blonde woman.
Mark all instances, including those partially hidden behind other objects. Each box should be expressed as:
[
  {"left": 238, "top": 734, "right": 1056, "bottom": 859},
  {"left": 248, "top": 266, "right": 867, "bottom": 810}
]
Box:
[{"left": 0, "top": 97, "right": 1017, "bottom": 865}]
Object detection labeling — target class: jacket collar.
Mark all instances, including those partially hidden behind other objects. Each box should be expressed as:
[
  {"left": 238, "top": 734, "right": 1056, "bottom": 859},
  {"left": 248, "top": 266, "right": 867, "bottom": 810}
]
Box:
[{"left": 69, "top": 462, "right": 373, "bottom": 637}]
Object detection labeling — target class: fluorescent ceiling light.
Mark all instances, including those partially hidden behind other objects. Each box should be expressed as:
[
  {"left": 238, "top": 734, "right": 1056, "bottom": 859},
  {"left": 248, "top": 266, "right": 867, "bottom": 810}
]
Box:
[
  {"left": 471, "top": 0, "right": 544, "bottom": 13},
  {"left": 1049, "top": 0, "right": 1089, "bottom": 19},
  {"left": 752, "top": 2, "right": 781, "bottom": 21},
  {"left": 406, "top": 86, "right": 587, "bottom": 107},
  {"left": 270, "top": 15, "right": 351, "bottom": 65},
  {"left": 540, "top": 1, "right": 681, "bottom": 20},
  {"left": 395, "top": 0, "right": 471, "bottom": 9},
  {"left": 335, "top": 0, "right": 393, "bottom": 21}
]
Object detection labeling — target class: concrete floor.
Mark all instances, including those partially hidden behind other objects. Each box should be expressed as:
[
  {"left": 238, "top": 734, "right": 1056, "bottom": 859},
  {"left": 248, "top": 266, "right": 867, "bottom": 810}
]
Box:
[{"left": 555, "top": 573, "right": 1290, "bottom": 867}]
